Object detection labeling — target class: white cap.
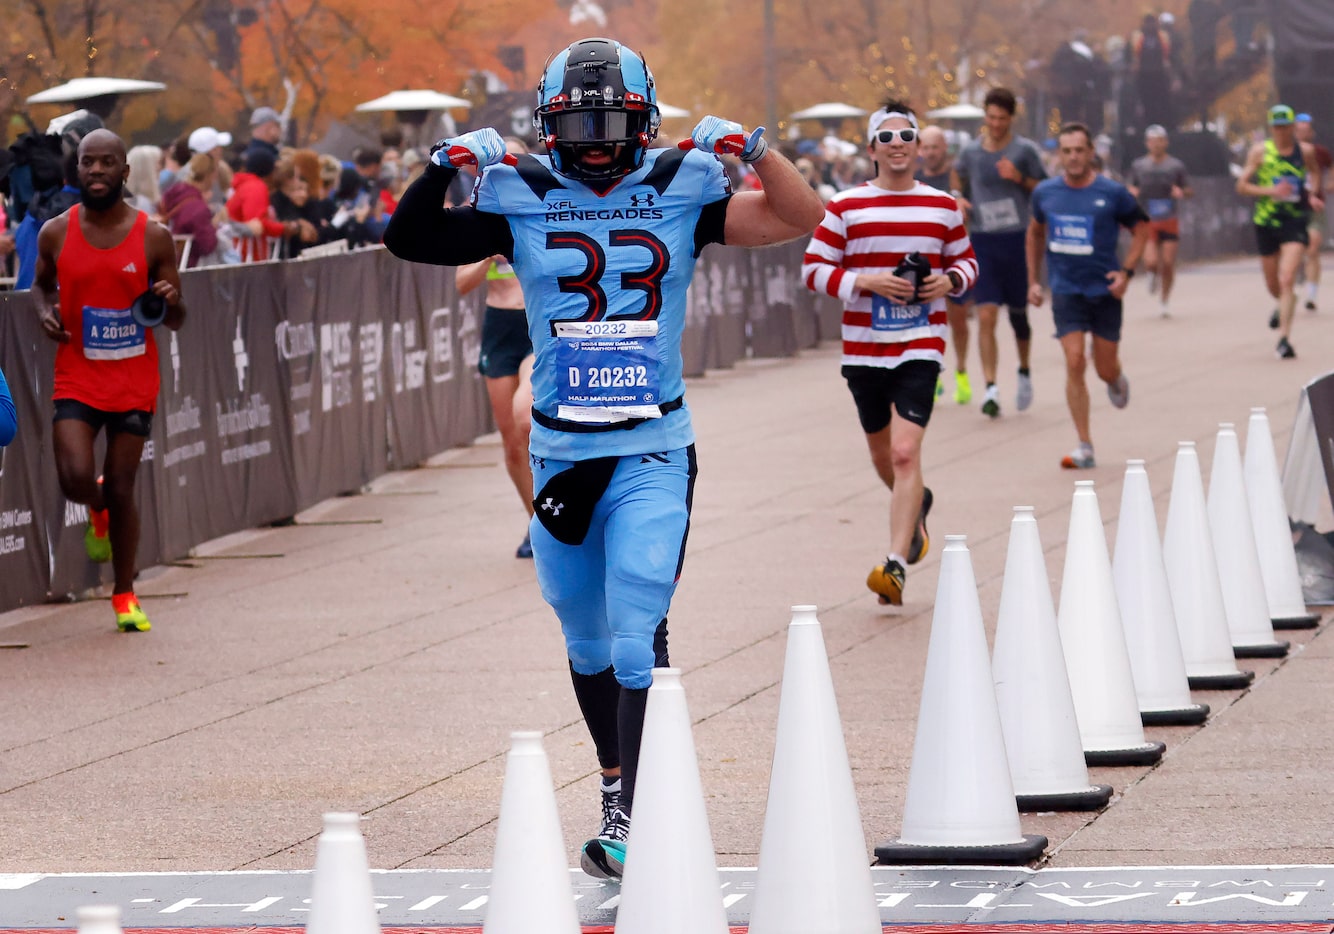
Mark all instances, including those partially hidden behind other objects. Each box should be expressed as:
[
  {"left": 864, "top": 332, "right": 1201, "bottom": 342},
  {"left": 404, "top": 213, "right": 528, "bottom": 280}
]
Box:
[
  {"left": 1159, "top": 11, "right": 1174, "bottom": 23},
  {"left": 188, "top": 126, "right": 233, "bottom": 154}
]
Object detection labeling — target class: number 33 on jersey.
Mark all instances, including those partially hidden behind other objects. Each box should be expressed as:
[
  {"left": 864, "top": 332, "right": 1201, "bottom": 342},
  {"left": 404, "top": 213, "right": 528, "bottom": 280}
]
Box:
[{"left": 473, "top": 145, "right": 731, "bottom": 438}]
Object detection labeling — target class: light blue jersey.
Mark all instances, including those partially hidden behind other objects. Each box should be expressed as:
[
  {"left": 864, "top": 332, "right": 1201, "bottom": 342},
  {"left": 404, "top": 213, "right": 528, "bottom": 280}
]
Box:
[{"left": 474, "top": 147, "right": 731, "bottom": 460}]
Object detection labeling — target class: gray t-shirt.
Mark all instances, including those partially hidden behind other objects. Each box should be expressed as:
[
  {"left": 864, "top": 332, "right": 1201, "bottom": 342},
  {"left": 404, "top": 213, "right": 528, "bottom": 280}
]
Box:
[
  {"left": 956, "top": 136, "right": 1047, "bottom": 233},
  {"left": 1129, "top": 154, "right": 1189, "bottom": 220}
]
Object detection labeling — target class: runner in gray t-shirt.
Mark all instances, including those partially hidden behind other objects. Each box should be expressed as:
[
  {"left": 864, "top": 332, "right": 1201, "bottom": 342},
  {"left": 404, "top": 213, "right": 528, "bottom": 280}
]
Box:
[
  {"left": 953, "top": 87, "right": 1047, "bottom": 419},
  {"left": 1127, "top": 124, "right": 1192, "bottom": 313}
]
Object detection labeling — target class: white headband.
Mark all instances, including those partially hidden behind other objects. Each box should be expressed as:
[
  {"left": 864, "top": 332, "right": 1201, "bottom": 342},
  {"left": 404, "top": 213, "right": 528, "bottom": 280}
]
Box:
[{"left": 867, "top": 108, "right": 919, "bottom": 142}]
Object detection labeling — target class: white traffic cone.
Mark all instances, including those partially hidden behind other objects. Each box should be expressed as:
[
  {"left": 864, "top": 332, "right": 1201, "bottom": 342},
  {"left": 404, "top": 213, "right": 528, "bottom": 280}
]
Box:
[
  {"left": 1245, "top": 407, "right": 1321, "bottom": 629},
  {"left": 1163, "top": 442, "right": 1255, "bottom": 690},
  {"left": 748, "top": 606, "right": 880, "bottom": 934},
  {"left": 615, "top": 668, "right": 728, "bottom": 934},
  {"left": 875, "top": 536, "right": 1047, "bottom": 865},
  {"left": 993, "top": 507, "right": 1113, "bottom": 811},
  {"left": 75, "top": 906, "right": 123, "bottom": 934},
  {"left": 308, "top": 813, "right": 381, "bottom": 934},
  {"left": 484, "top": 732, "right": 579, "bottom": 934},
  {"left": 1057, "top": 481, "right": 1166, "bottom": 766},
  {"left": 1209, "top": 424, "right": 1290, "bottom": 658},
  {"left": 1113, "top": 461, "right": 1209, "bottom": 726}
]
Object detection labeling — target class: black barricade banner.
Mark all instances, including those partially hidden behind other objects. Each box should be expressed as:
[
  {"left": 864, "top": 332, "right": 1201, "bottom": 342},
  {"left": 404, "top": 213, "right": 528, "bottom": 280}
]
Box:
[
  {"left": 285, "top": 251, "right": 387, "bottom": 509},
  {"left": 155, "top": 263, "right": 296, "bottom": 556},
  {"left": 680, "top": 271, "right": 708, "bottom": 379},
  {"left": 788, "top": 241, "right": 821, "bottom": 350},
  {"left": 1304, "top": 371, "right": 1334, "bottom": 513},
  {"left": 748, "top": 245, "right": 798, "bottom": 360},
  {"left": 381, "top": 255, "right": 493, "bottom": 468},
  {"left": 451, "top": 282, "right": 495, "bottom": 451},
  {"left": 712, "top": 249, "right": 752, "bottom": 364},
  {"left": 0, "top": 293, "right": 52, "bottom": 607}
]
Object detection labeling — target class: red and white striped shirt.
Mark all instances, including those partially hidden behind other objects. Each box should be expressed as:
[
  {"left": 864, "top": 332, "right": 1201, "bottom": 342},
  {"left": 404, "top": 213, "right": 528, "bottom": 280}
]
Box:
[{"left": 803, "top": 181, "right": 978, "bottom": 369}]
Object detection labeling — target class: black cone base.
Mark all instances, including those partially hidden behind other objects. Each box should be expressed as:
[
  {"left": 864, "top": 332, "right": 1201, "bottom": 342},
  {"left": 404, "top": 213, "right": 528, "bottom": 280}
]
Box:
[
  {"left": 1084, "top": 741, "right": 1166, "bottom": 767},
  {"left": 1141, "top": 703, "right": 1210, "bottom": 726},
  {"left": 1233, "top": 640, "right": 1290, "bottom": 659},
  {"left": 1187, "top": 670, "right": 1255, "bottom": 690},
  {"left": 1273, "top": 613, "right": 1321, "bottom": 630},
  {"left": 875, "top": 834, "right": 1047, "bottom": 866},
  {"left": 1017, "top": 784, "right": 1113, "bottom": 812}
]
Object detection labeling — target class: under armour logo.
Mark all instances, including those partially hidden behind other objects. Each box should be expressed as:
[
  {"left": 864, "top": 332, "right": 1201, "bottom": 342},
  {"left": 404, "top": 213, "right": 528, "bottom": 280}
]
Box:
[
  {"left": 121, "top": 262, "right": 138, "bottom": 273},
  {"left": 540, "top": 497, "right": 564, "bottom": 516},
  {"left": 629, "top": 193, "right": 655, "bottom": 208}
]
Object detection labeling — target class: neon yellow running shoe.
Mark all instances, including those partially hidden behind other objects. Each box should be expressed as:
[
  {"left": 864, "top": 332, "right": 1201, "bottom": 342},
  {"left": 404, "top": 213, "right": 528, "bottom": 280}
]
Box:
[
  {"left": 935, "top": 374, "right": 945, "bottom": 399},
  {"left": 84, "top": 509, "right": 112, "bottom": 563},
  {"left": 954, "top": 371, "right": 972, "bottom": 405},
  {"left": 112, "top": 593, "right": 151, "bottom": 633}
]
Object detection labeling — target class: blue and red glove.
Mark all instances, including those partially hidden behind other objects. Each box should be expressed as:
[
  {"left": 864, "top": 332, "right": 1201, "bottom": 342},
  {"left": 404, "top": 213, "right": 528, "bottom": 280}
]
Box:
[
  {"left": 430, "top": 128, "right": 508, "bottom": 169},
  {"left": 689, "top": 116, "right": 768, "bottom": 163}
]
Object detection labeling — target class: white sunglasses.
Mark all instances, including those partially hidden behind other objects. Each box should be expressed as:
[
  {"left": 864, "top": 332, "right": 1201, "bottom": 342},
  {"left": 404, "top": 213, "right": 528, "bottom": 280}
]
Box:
[{"left": 874, "top": 128, "right": 918, "bottom": 144}]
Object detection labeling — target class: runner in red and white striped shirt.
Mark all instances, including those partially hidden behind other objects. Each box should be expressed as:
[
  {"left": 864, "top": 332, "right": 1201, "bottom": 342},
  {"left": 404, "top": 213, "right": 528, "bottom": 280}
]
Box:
[{"left": 802, "top": 100, "right": 978, "bottom": 607}]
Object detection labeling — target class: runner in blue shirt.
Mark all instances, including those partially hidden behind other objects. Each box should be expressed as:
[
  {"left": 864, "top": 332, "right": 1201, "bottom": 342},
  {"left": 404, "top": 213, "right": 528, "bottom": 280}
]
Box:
[
  {"left": 1026, "top": 123, "right": 1148, "bottom": 469},
  {"left": 0, "top": 365, "right": 16, "bottom": 446},
  {"left": 384, "top": 37, "right": 823, "bottom": 879}
]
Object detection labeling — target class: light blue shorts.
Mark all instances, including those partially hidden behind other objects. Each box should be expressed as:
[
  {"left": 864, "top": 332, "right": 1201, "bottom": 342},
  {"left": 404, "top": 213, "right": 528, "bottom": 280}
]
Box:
[{"left": 530, "top": 446, "right": 697, "bottom": 689}]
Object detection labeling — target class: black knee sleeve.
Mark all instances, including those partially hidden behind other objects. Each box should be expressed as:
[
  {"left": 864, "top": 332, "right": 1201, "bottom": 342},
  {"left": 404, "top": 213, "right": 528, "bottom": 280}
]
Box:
[
  {"left": 617, "top": 685, "right": 650, "bottom": 815},
  {"left": 1008, "top": 306, "right": 1032, "bottom": 342},
  {"left": 569, "top": 664, "right": 621, "bottom": 770}
]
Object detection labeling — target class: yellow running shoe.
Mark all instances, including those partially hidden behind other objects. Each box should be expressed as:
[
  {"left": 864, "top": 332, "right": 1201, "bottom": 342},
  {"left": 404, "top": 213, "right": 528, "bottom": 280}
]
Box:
[
  {"left": 866, "top": 557, "right": 905, "bottom": 606},
  {"left": 954, "top": 371, "right": 972, "bottom": 405},
  {"left": 85, "top": 509, "right": 112, "bottom": 563},
  {"left": 112, "top": 593, "right": 151, "bottom": 633}
]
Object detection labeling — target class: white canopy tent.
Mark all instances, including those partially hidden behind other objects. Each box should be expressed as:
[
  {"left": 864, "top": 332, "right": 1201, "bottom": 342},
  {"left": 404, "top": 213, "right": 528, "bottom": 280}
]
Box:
[
  {"left": 26, "top": 77, "right": 166, "bottom": 119},
  {"left": 789, "top": 102, "right": 868, "bottom": 122},
  {"left": 926, "top": 103, "right": 986, "bottom": 120},
  {"left": 354, "top": 90, "right": 472, "bottom": 112},
  {"left": 26, "top": 77, "right": 166, "bottom": 105}
]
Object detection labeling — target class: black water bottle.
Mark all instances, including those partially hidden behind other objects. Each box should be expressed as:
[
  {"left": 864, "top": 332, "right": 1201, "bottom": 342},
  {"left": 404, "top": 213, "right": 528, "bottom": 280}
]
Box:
[{"left": 893, "top": 251, "right": 932, "bottom": 303}]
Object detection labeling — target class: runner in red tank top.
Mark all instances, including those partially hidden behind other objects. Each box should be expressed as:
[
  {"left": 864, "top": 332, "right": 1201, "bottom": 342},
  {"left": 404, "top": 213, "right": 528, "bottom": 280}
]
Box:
[{"left": 33, "top": 129, "right": 186, "bottom": 633}]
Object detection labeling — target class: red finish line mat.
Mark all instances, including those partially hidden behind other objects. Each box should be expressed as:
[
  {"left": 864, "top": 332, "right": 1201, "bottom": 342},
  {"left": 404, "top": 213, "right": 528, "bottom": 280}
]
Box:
[{"left": 4, "top": 926, "right": 1333, "bottom": 933}]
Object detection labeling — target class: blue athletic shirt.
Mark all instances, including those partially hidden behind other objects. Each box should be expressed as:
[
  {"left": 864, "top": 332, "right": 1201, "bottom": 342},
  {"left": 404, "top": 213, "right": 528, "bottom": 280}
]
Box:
[
  {"left": 473, "top": 147, "right": 731, "bottom": 461},
  {"left": 1030, "top": 174, "right": 1144, "bottom": 297},
  {"left": 0, "top": 365, "right": 15, "bottom": 446}
]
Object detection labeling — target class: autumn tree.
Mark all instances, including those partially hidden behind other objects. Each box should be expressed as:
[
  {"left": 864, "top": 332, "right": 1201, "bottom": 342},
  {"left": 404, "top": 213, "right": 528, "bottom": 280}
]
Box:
[{"left": 648, "top": 0, "right": 1189, "bottom": 139}]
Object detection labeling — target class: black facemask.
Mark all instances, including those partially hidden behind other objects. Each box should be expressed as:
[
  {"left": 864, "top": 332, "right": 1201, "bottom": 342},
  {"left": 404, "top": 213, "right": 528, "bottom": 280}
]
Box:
[{"left": 80, "top": 176, "right": 125, "bottom": 212}]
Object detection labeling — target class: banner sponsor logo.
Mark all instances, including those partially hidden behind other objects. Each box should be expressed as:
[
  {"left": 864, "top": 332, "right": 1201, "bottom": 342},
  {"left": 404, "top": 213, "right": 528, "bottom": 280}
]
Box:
[
  {"left": 359, "top": 323, "right": 383, "bottom": 403},
  {"left": 64, "top": 500, "right": 89, "bottom": 529},
  {"left": 1, "top": 505, "right": 34, "bottom": 555},
  {"left": 390, "top": 321, "right": 427, "bottom": 394},
  {"left": 429, "top": 308, "right": 454, "bottom": 384},
  {"left": 321, "top": 321, "right": 355, "bottom": 410},
  {"left": 232, "top": 318, "right": 249, "bottom": 391}
]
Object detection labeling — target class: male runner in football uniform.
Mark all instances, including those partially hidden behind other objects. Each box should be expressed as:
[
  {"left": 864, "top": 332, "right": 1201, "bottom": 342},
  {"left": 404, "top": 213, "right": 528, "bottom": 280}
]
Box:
[{"left": 385, "top": 37, "right": 823, "bottom": 879}]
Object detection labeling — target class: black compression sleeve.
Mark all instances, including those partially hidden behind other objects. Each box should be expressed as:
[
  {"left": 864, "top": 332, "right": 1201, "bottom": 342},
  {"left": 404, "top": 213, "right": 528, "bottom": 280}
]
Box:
[
  {"left": 693, "top": 195, "right": 731, "bottom": 255},
  {"left": 383, "top": 163, "right": 514, "bottom": 265}
]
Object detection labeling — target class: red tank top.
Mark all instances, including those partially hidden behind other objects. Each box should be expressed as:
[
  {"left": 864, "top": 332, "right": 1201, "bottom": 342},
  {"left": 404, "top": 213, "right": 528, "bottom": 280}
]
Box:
[{"left": 54, "top": 205, "right": 160, "bottom": 412}]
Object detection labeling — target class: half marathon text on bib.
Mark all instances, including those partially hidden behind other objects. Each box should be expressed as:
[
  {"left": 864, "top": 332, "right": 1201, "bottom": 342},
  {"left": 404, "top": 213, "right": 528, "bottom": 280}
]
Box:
[
  {"left": 554, "top": 320, "right": 662, "bottom": 421},
  {"left": 82, "top": 305, "right": 146, "bottom": 360}
]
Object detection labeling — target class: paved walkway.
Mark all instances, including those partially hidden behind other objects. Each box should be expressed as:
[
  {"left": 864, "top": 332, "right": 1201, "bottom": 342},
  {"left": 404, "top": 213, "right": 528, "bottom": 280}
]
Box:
[{"left": 2, "top": 256, "right": 1331, "bottom": 887}]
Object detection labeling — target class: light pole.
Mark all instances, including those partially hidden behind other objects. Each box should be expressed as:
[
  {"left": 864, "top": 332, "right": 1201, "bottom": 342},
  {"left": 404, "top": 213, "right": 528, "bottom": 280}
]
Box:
[{"left": 764, "top": 0, "right": 777, "bottom": 133}]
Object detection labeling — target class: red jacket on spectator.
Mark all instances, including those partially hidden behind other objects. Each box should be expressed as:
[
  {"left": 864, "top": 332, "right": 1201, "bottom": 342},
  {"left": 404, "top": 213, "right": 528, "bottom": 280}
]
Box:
[
  {"left": 160, "top": 181, "right": 217, "bottom": 267},
  {"left": 227, "top": 171, "right": 286, "bottom": 261}
]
